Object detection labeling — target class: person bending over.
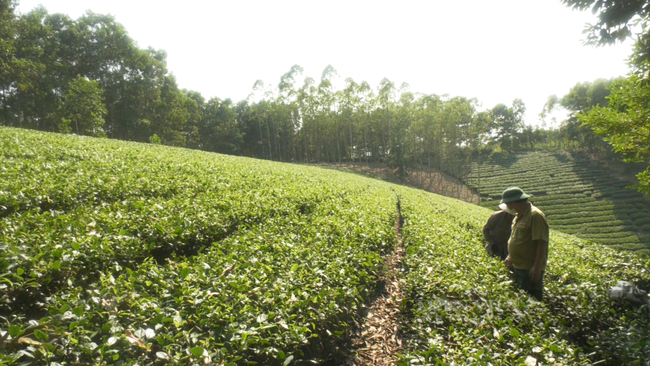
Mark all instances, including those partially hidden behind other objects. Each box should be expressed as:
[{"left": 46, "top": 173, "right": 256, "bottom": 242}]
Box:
[{"left": 482, "top": 203, "right": 515, "bottom": 260}]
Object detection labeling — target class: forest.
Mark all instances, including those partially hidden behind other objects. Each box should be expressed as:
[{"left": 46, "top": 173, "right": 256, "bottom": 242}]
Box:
[{"left": 0, "top": 1, "right": 629, "bottom": 182}]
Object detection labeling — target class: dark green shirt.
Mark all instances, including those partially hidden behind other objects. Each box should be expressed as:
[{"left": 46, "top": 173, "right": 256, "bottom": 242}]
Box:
[{"left": 507, "top": 203, "right": 549, "bottom": 271}]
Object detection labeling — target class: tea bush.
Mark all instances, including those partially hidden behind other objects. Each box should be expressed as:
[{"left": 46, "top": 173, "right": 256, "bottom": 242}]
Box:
[
  {"left": 395, "top": 188, "right": 650, "bottom": 365},
  {"left": 2, "top": 129, "right": 649, "bottom": 365},
  {"left": 466, "top": 151, "right": 650, "bottom": 255},
  {"left": 0, "top": 128, "right": 398, "bottom": 365}
]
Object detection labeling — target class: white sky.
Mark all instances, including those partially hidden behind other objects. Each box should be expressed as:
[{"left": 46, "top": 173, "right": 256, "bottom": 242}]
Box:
[{"left": 16, "top": 0, "right": 634, "bottom": 127}]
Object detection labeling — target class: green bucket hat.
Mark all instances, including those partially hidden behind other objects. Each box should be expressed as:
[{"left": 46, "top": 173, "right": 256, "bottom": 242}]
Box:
[{"left": 500, "top": 187, "right": 531, "bottom": 203}]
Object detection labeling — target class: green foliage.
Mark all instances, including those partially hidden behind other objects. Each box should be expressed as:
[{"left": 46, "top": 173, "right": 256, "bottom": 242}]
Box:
[
  {"left": 1, "top": 127, "right": 650, "bottom": 364},
  {"left": 560, "top": 0, "right": 649, "bottom": 71},
  {"left": 492, "top": 99, "right": 525, "bottom": 150},
  {"left": 466, "top": 150, "right": 650, "bottom": 254},
  {"left": 395, "top": 187, "right": 650, "bottom": 365},
  {"left": 57, "top": 118, "right": 71, "bottom": 134},
  {"left": 560, "top": 1, "right": 650, "bottom": 196},
  {"left": 541, "top": 78, "right": 619, "bottom": 153},
  {"left": 0, "top": 3, "right": 553, "bottom": 177},
  {"left": 58, "top": 76, "right": 106, "bottom": 136},
  {"left": 579, "top": 76, "right": 650, "bottom": 196},
  {"left": 149, "top": 134, "right": 161, "bottom": 145},
  {"left": 200, "top": 98, "right": 243, "bottom": 154},
  {"left": 0, "top": 127, "right": 396, "bottom": 365}
]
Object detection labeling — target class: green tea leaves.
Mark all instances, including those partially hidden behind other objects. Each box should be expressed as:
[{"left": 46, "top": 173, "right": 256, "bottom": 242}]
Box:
[
  {"left": 510, "top": 328, "right": 520, "bottom": 339},
  {"left": 190, "top": 346, "right": 205, "bottom": 357},
  {"left": 8, "top": 325, "right": 23, "bottom": 338},
  {"left": 4, "top": 128, "right": 647, "bottom": 365},
  {"left": 33, "top": 329, "right": 49, "bottom": 342}
]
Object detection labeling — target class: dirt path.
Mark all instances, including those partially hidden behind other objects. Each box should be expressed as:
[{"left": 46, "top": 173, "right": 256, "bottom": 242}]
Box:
[{"left": 348, "top": 199, "right": 405, "bottom": 365}]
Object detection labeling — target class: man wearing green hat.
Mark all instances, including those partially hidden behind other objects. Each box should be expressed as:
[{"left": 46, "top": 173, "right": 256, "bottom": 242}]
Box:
[{"left": 501, "top": 187, "right": 549, "bottom": 301}]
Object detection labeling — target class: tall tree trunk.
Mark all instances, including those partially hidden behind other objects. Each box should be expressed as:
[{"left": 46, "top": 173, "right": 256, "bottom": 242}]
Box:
[
  {"left": 258, "top": 118, "right": 265, "bottom": 159},
  {"left": 348, "top": 117, "right": 354, "bottom": 162},
  {"left": 265, "top": 117, "right": 272, "bottom": 160},
  {"left": 477, "top": 148, "right": 481, "bottom": 203}
]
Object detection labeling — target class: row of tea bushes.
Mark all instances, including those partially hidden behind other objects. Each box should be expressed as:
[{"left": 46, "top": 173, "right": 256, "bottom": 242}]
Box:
[
  {"left": 465, "top": 150, "right": 650, "bottom": 256},
  {"left": 3, "top": 128, "right": 649, "bottom": 365},
  {"left": 0, "top": 128, "right": 397, "bottom": 365},
  {"left": 395, "top": 187, "right": 650, "bottom": 365}
]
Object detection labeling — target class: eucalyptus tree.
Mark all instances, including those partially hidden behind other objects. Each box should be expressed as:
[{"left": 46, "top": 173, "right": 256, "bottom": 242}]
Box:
[
  {"left": 355, "top": 81, "right": 376, "bottom": 163},
  {"left": 297, "top": 76, "right": 318, "bottom": 162},
  {"left": 339, "top": 78, "right": 365, "bottom": 162},
  {"left": 410, "top": 94, "right": 443, "bottom": 171},
  {"left": 250, "top": 80, "right": 275, "bottom": 160},
  {"left": 8, "top": 6, "right": 60, "bottom": 130},
  {"left": 77, "top": 12, "right": 153, "bottom": 140},
  {"left": 234, "top": 100, "right": 259, "bottom": 158},
  {"left": 316, "top": 65, "right": 340, "bottom": 162},
  {"left": 0, "top": 0, "right": 29, "bottom": 125},
  {"left": 0, "top": 1, "right": 15, "bottom": 81},
  {"left": 441, "top": 97, "right": 464, "bottom": 196},
  {"left": 376, "top": 78, "right": 396, "bottom": 163},
  {"left": 277, "top": 65, "right": 304, "bottom": 162},
  {"left": 471, "top": 110, "right": 493, "bottom": 197},
  {"left": 391, "top": 86, "right": 414, "bottom": 179}
]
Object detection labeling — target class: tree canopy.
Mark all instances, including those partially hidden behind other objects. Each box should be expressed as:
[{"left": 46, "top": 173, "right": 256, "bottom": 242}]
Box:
[
  {"left": 1, "top": 0, "right": 634, "bottom": 194},
  {"left": 579, "top": 76, "right": 650, "bottom": 194},
  {"left": 562, "top": 0, "right": 650, "bottom": 195}
]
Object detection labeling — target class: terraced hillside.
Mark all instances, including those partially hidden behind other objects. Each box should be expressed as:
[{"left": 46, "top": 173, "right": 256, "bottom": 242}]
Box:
[
  {"left": 1, "top": 128, "right": 649, "bottom": 365},
  {"left": 465, "top": 150, "right": 650, "bottom": 256}
]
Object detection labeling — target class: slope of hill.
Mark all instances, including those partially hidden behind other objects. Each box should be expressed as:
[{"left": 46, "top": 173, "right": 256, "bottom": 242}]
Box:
[
  {"left": 464, "top": 150, "right": 650, "bottom": 256},
  {"left": 1, "top": 128, "right": 649, "bottom": 365}
]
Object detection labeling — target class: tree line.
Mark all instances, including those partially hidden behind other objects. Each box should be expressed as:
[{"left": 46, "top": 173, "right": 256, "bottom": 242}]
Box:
[{"left": 1, "top": 0, "right": 639, "bottom": 189}]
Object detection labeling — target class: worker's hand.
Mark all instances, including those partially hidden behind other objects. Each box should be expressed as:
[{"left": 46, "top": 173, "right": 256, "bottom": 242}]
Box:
[
  {"left": 529, "top": 265, "right": 543, "bottom": 283},
  {"left": 503, "top": 255, "right": 512, "bottom": 268}
]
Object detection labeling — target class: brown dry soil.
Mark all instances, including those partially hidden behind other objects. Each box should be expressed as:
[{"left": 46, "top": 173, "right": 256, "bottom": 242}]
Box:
[
  {"left": 311, "top": 163, "right": 478, "bottom": 364},
  {"left": 318, "top": 162, "right": 480, "bottom": 204},
  {"left": 346, "top": 200, "right": 406, "bottom": 365}
]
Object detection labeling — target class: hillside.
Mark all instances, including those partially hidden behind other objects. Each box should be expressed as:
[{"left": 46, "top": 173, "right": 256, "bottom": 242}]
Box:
[
  {"left": 465, "top": 150, "right": 650, "bottom": 256},
  {"left": 1, "top": 128, "right": 649, "bottom": 365}
]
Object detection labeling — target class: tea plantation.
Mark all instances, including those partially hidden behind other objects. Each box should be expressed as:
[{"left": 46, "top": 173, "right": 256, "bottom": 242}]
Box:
[
  {"left": 395, "top": 188, "right": 650, "bottom": 365},
  {"left": 465, "top": 151, "right": 650, "bottom": 257},
  {"left": 1, "top": 128, "right": 649, "bottom": 365}
]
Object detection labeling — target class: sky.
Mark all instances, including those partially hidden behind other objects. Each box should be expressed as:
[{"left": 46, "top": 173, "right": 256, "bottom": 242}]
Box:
[{"left": 16, "top": 0, "right": 635, "bottom": 127}]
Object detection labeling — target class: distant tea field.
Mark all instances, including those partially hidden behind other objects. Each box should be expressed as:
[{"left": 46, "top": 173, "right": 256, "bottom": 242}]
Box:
[
  {"left": 465, "top": 151, "right": 650, "bottom": 257},
  {"left": 1, "top": 128, "right": 649, "bottom": 365}
]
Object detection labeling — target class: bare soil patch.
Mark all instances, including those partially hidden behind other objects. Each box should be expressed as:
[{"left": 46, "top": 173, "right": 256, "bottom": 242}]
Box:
[
  {"left": 347, "top": 200, "right": 406, "bottom": 365},
  {"left": 319, "top": 162, "right": 480, "bottom": 204}
]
